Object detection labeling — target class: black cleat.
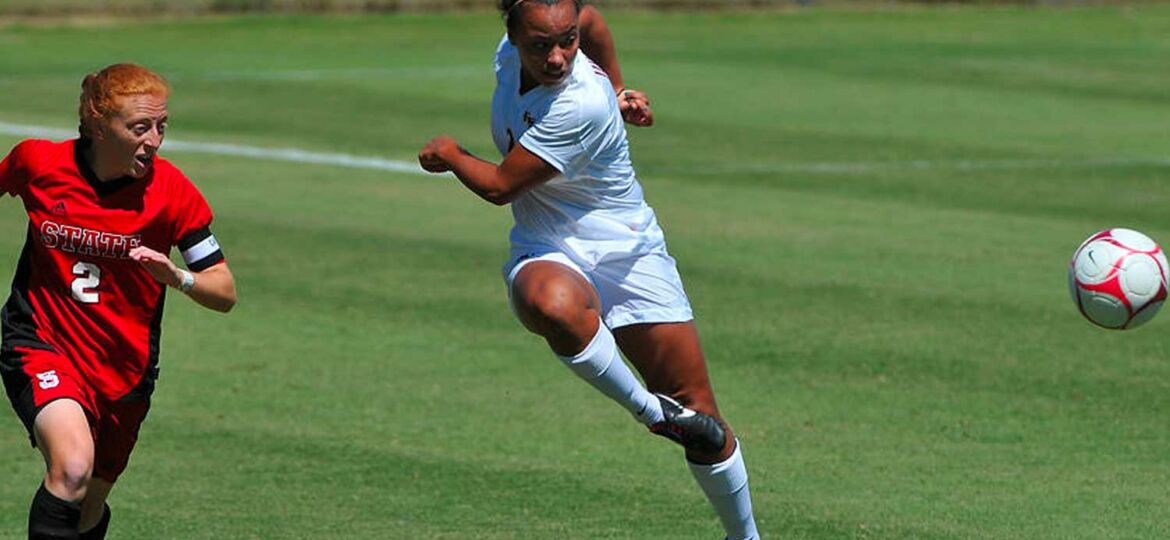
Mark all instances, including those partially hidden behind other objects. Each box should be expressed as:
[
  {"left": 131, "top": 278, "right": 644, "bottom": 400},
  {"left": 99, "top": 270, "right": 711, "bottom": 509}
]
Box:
[{"left": 648, "top": 393, "right": 727, "bottom": 454}]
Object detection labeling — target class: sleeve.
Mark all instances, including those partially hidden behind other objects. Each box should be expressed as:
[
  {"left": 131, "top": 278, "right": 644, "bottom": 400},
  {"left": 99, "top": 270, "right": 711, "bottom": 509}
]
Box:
[
  {"left": 519, "top": 93, "right": 610, "bottom": 179},
  {"left": 519, "top": 99, "right": 588, "bottom": 176},
  {"left": 0, "top": 140, "right": 38, "bottom": 198},
  {"left": 170, "top": 172, "right": 225, "bottom": 271}
]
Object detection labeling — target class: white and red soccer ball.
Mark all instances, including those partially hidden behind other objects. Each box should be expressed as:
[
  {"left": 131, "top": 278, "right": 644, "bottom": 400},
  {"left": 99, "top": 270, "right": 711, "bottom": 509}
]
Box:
[{"left": 1068, "top": 228, "right": 1169, "bottom": 330}]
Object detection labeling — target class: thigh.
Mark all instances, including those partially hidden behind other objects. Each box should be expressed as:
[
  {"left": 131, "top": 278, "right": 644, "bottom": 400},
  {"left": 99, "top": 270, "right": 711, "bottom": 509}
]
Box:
[
  {"left": 510, "top": 260, "right": 600, "bottom": 310},
  {"left": 505, "top": 251, "right": 600, "bottom": 314},
  {"left": 507, "top": 254, "right": 604, "bottom": 355},
  {"left": 9, "top": 348, "right": 99, "bottom": 466},
  {"left": 34, "top": 398, "right": 96, "bottom": 475},
  {"left": 613, "top": 321, "right": 720, "bottom": 418}
]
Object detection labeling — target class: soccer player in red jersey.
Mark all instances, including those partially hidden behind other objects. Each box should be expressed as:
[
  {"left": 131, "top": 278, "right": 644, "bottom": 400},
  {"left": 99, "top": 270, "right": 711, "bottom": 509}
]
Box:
[{"left": 0, "top": 64, "right": 237, "bottom": 540}]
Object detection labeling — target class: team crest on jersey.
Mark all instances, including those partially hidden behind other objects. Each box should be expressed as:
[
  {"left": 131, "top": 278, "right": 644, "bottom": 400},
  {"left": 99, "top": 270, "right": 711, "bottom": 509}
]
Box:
[{"left": 39, "top": 220, "right": 141, "bottom": 260}]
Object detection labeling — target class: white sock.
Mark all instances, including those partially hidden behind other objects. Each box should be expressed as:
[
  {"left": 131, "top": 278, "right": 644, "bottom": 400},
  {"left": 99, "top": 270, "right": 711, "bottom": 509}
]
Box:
[
  {"left": 688, "top": 439, "right": 759, "bottom": 540},
  {"left": 556, "top": 320, "right": 664, "bottom": 425}
]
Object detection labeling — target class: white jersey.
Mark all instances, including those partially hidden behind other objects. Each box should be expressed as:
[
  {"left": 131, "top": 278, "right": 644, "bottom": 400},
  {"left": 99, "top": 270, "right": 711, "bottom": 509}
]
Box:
[{"left": 491, "top": 35, "right": 665, "bottom": 270}]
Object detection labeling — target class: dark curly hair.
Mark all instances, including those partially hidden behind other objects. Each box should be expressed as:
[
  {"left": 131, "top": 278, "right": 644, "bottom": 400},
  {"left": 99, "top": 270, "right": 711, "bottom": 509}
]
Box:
[{"left": 498, "top": 0, "right": 583, "bottom": 31}]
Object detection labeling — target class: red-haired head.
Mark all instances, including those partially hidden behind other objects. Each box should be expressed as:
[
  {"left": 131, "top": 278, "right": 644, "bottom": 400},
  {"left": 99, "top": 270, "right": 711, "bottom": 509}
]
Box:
[{"left": 78, "top": 64, "right": 170, "bottom": 180}]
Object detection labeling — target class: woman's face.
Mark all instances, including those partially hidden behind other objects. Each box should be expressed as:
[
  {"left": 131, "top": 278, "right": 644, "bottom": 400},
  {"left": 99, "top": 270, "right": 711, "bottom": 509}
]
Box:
[
  {"left": 92, "top": 93, "right": 168, "bottom": 179},
  {"left": 511, "top": 0, "right": 580, "bottom": 87}
]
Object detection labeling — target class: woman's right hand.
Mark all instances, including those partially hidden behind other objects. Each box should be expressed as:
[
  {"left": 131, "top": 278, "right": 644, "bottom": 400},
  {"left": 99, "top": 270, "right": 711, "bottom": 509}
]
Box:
[{"left": 418, "top": 136, "right": 459, "bottom": 173}]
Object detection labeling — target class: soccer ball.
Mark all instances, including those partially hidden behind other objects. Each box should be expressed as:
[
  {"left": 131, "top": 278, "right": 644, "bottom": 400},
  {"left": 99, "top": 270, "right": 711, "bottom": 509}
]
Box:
[{"left": 1068, "top": 228, "right": 1169, "bottom": 330}]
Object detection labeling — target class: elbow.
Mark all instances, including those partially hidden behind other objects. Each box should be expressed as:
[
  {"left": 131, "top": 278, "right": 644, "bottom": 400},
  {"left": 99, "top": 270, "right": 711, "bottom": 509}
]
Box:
[
  {"left": 210, "top": 294, "right": 236, "bottom": 313},
  {"left": 216, "top": 297, "right": 236, "bottom": 313},
  {"left": 473, "top": 169, "right": 536, "bottom": 205},
  {"left": 481, "top": 188, "right": 520, "bottom": 206},
  {"left": 213, "top": 285, "right": 238, "bottom": 313},
  {"left": 484, "top": 194, "right": 514, "bottom": 206}
]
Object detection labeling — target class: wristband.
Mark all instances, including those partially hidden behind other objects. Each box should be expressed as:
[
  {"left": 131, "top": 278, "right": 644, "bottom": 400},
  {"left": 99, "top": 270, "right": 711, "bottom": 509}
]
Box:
[{"left": 178, "top": 270, "right": 195, "bottom": 293}]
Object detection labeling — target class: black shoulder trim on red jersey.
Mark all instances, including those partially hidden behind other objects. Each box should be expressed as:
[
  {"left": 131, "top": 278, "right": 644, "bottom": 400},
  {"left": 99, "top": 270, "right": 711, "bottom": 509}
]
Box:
[
  {"left": 188, "top": 254, "right": 225, "bottom": 273},
  {"left": 73, "top": 138, "right": 137, "bottom": 197},
  {"left": 179, "top": 226, "right": 225, "bottom": 272}
]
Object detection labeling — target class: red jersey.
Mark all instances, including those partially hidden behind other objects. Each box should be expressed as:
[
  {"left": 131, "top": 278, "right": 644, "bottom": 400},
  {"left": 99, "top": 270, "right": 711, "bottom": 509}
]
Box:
[{"left": 0, "top": 138, "right": 224, "bottom": 401}]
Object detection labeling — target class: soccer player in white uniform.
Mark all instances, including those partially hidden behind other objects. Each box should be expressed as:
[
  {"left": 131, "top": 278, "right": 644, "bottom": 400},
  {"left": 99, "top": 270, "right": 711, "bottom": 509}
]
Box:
[{"left": 419, "top": 1, "right": 759, "bottom": 538}]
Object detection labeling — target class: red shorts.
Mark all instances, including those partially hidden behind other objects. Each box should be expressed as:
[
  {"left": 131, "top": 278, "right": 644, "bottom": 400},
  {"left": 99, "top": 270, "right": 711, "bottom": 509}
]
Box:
[{"left": 1, "top": 346, "right": 150, "bottom": 483}]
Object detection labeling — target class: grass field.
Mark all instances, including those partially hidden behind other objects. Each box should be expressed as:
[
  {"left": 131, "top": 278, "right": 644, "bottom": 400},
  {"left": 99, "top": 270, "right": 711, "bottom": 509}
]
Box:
[{"left": 1, "top": 5, "right": 1169, "bottom": 539}]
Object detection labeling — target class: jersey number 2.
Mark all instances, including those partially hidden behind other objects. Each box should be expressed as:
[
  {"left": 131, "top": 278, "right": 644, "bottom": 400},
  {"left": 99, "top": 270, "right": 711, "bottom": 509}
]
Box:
[{"left": 71, "top": 262, "right": 101, "bottom": 304}]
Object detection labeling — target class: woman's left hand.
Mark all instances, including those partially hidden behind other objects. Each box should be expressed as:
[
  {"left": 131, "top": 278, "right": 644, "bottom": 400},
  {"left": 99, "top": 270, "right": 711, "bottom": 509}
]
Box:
[
  {"left": 618, "top": 88, "right": 654, "bottom": 127},
  {"left": 129, "top": 246, "right": 182, "bottom": 288}
]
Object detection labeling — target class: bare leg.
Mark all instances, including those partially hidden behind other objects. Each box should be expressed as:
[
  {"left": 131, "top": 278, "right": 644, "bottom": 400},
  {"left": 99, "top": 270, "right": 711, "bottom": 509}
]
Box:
[
  {"left": 79, "top": 478, "right": 112, "bottom": 534},
  {"left": 511, "top": 261, "right": 602, "bottom": 356},
  {"left": 615, "top": 321, "right": 759, "bottom": 540},
  {"left": 511, "top": 261, "right": 663, "bottom": 424},
  {"left": 34, "top": 399, "right": 95, "bottom": 502},
  {"left": 28, "top": 399, "right": 94, "bottom": 539},
  {"left": 613, "top": 321, "right": 734, "bottom": 463}
]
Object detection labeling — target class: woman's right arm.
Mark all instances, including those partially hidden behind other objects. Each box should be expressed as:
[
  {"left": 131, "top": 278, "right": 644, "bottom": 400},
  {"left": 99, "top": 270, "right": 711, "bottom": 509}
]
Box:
[{"left": 418, "top": 136, "right": 559, "bottom": 206}]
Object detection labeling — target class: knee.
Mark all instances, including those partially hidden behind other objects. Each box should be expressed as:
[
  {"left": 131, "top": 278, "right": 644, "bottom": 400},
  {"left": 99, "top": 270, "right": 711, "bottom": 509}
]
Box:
[
  {"left": 680, "top": 409, "right": 736, "bottom": 464},
  {"left": 690, "top": 396, "right": 721, "bottom": 421},
  {"left": 514, "top": 282, "right": 593, "bottom": 338},
  {"left": 661, "top": 386, "right": 720, "bottom": 421},
  {"left": 683, "top": 394, "right": 733, "bottom": 436},
  {"left": 46, "top": 455, "right": 93, "bottom": 499}
]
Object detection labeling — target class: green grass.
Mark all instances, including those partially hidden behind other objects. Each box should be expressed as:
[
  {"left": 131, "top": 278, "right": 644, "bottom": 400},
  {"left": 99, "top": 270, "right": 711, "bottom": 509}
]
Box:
[{"left": 1, "top": 5, "right": 1170, "bottom": 538}]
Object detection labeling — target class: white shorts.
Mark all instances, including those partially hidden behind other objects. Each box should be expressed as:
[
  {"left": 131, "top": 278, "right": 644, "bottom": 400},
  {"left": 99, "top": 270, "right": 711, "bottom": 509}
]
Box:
[{"left": 503, "top": 247, "right": 694, "bottom": 329}]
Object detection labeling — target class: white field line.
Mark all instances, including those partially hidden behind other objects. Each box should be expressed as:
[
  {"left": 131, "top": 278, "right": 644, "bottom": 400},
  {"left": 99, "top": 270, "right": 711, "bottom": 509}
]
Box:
[
  {"left": 187, "top": 65, "right": 484, "bottom": 82},
  {"left": 0, "top": 121, "right": 427, "bottom": 176},
  {"left": 2, "top": 120, "right": 1167, "bottom": 176}
]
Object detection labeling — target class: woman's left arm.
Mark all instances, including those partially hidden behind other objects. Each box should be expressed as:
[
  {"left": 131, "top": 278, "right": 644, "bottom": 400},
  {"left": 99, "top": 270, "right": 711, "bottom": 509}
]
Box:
[
  {"left": 578, "top": 4, "right": 653, "bottom": 127},
  {"left": 579, "top": 5, "right": 625, "bottom": 93},
  {"left": 130, "top": 246, "right": 237, "bottom": 313}
]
